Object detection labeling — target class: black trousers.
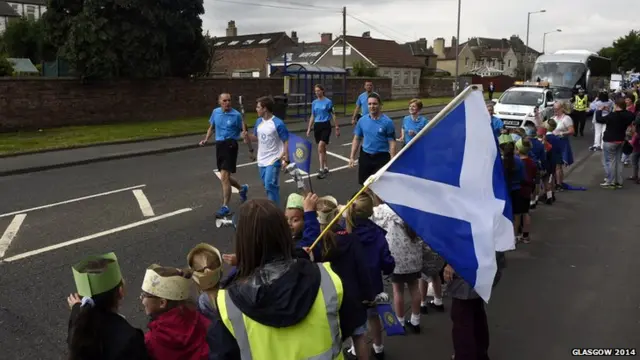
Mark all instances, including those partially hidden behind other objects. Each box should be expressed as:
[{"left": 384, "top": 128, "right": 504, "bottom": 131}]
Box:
[
  {"left": 572, "top": 111, "right": 587, "bottom": 136},
  {"left": 357, "top": 149, "right": 391, "bottom": 185},
  {"left": 451, "top": 297, "right": 490, "bottom": 360}
]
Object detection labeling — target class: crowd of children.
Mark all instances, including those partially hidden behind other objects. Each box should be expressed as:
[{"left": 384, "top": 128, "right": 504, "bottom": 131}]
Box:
[{"left": 68, "top": 94, "right": 639, "bottom": 360}]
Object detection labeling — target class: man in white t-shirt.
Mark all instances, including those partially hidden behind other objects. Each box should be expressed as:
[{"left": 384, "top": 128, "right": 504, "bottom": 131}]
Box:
[{"left": 244, "top": 96, "right": 290, "bottom": 206}]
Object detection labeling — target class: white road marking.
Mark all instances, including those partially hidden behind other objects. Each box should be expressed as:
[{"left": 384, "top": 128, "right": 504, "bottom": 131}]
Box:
[
  {"left": 0, "top": 184, "right": 146, "bottom": 219},
  {"left": 326, "top": 151, "right": 351, "bottom": 163},
  {"left": 132, "top": 189, "right": 155, "bottom": 217},
  {"left": 237, "top": 161, "right": 257, "bottom": 169},
  {"left": 341, "top": 142, "right": 351, "bottom": 147},
  {"left": 0, "top": 214, "right": 26, "bottom": 258},
  {"left": 214, "top": 171, "right": 239, "bottom": 193},
  {"left": 285, "top": 164, "right": 353, "bottom": 183},
  {"left": 0, "top": 208, "right": 192, "bottom": 263}
]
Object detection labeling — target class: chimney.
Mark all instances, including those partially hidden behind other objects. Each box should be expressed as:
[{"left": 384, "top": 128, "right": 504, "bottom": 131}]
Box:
[
  {"left": 433, "top": 37, "right": 445, "bottom": 58},
  {"left": 417, "top": 37, "right": 427, "bottom": 50},
  {"left": 320, "top": 33, "right": 333, "bottom": 45},
  {"left": 226, "top": 20, "right": 237, "bottom": 37},
  {"left": 362, "top": 31, "right": 371, "bottom": 38},
  {"left": 451, "top": 36, "right": 457, "bottom": 48},
  {"left": 291, "top": 31, "right": 298, "bottom": 44}
]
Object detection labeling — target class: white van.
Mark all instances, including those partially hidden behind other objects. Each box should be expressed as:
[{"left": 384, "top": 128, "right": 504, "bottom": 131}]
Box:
[{"left": 493, "top": 82, "right": 555, "bottom": 129}]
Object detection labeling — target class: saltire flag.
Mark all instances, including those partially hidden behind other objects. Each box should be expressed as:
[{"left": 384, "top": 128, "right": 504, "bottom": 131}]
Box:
[
  {"left": 375, "top": 303, "right": 405, "bottom": 336},
  {"left": 287, "top": 133, "right": 312, "bottom": 174},
  {"left": 368, "top": 88, "right": 515, "bottom": 302}
]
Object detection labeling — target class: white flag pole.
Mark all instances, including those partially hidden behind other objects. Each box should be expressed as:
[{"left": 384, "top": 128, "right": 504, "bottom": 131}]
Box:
[{"left": 364, "top": 84, "right": 484, "bottom": 187}]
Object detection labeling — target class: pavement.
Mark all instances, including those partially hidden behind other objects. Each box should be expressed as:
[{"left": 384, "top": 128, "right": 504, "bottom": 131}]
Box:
[
  {"left": 1, "top": 122, "right": 639, "bottom": 359},
  {"left": 0, "top": 106, "right": 451, "bottom": 177}
]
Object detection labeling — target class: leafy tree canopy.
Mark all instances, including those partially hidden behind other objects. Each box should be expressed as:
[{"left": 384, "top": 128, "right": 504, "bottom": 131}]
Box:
[
  {"left": 43, "top": 0, "right": 208, "bottom": 79},
  {"left": 598, "top": 30, "right": 640, "bottom": 72},
  {"left": 0, "top": 17, "right": 56, "bottom": 64}
]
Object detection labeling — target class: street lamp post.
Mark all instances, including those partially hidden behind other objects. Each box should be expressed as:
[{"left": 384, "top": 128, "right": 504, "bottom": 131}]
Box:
[
  {"left": 524, "top": 9, "right": 546, "bottom": 81},
  {"left": 542, "top": 29, "right": 562, "bottom": 54},
  {"left": 454, "top": 0, "right": 461, "bottom": 94}
]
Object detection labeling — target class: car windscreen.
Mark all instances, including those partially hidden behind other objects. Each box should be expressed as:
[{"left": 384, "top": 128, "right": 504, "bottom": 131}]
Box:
[{"left": 499, "top": 91, "right": 542, "bottom": 106}]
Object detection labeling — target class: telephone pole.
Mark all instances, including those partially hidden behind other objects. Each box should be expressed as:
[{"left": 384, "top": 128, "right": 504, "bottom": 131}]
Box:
[
  {"left": 342, "top": 6, "right": 347, "bottom": 115},
  {"left": 342, "top": 6, "right": 346, "bottom": 71}
]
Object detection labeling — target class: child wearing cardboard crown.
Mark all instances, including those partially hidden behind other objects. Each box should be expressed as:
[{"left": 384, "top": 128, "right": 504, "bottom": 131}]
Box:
[
  {"left": 140, "top": 265, "right": 210, "bottom": 360},
  {"left": 187, "top": 243, "right": 224, "bottom": 321},
  {"left": 67, "top": 252, "right": 149, "bottom": 360}
]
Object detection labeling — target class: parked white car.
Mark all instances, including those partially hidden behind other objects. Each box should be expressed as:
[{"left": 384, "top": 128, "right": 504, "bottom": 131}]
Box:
[{"left": 492, "top": 83, "right": 555, "bottom": 129}]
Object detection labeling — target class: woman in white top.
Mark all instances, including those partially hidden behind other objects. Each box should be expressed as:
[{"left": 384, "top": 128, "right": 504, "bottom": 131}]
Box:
[
  {"left": 551, "top": 101, "right": 575, "bottom": 189},
  {"left": 370, "top": 200, "right": 423, "bottom": 333}
]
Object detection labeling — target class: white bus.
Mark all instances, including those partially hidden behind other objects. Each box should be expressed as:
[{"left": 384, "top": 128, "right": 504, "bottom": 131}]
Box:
[{"left": 531, "top": 50, "right": 612, "bottom": 98}]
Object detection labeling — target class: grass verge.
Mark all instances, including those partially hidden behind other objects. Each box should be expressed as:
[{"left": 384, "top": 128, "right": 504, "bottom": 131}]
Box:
[{"left": 0, "top": 94, "right": 499, "bottom": 156}]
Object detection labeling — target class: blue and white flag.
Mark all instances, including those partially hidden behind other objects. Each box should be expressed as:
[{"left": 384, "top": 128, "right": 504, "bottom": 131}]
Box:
[{"left": 368, "top": 89, "right": 515, "bottom": 302}]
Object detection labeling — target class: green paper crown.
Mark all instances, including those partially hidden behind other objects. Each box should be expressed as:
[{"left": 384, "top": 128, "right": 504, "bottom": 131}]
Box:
[
  {"left": 72, "top": 252, "right": 123, "bottom": 297},
  {"left": 286, "top": 193, "right": 304, "bottom": 210}
]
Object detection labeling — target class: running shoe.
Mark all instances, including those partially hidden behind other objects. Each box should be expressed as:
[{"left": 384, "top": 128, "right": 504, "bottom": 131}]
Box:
[
  {"left": 600, "top": 182, "right": 615, "bottom": 189},
  {"left": 216, "top": 205, "right": 231, "bottom": 217},
  {"left": 239, "top": 184, "right": 249, "bottom": 203}
]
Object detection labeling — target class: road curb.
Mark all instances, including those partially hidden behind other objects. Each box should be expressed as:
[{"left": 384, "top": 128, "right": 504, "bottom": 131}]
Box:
[{"left": 0, "top": 115, "right": 403, "bottom": 177}]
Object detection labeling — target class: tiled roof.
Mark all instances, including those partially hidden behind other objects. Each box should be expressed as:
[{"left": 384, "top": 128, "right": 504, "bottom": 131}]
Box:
[
  {"left": 460, "top": 36, "right": 539, "bottom": 55},
  {"left": 213, "top": 32, "right": 287, "bottom": 49},
  {"left": 405, "top": 42, "right": 436, "bottom": 57},
  {"left": 0, "top": 1, "right": 19, "bottom": 17},
  {"left": 342, "top": 35, "right": 424, "bottom": 68},
  {"left": 275, "top": 42, "right": 329, "bottom": 63}
]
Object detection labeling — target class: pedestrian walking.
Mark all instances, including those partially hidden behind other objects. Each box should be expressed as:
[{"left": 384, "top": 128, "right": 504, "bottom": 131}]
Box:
[
  {"left": 306, "top": 84, "right": 339, "bottom": 179},
  {"left": 244, "top": 96, "right": 290, "bottom": 206},
  {"left": 200, "top": 93, "right": 249, "bottom": 217},
  {"left": 351, "top": 80, "right": 376, "bottom": 125},
  {"left": 349, "top": 93, "right": 397, "bottom": 185},
  {"left": 397, "top": 99, "right": 428, "bottom": 146}
]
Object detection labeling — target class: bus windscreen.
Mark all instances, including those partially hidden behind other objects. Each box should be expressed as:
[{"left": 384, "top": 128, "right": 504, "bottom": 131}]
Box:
[{"left": 531, "top": 62, "right": 587, "bottom": 88}]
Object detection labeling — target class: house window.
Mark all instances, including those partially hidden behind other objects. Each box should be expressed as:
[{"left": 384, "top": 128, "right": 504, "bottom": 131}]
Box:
[
  {"left": 214, "top": 41, "right": 225, "bottom": 46},
  {"left": 259, "top": 38, "right": 270, "bottom": 44},
  {"left": 412, "top": 73, "right": 418, "bottom": 86},
  {"left": 243, "top": 39, "right": 255, "bottom": 45},
  {"left": 403, "top": 70, "right": 409, "bottom": 85},
  {"left": 465, "top": 57, "right": 469, "bottom": 66},
  {"left": 508, "top": 59, "right": 512, "bottom": 67},
  {"left": 26, "top": 5, "right": 35, "bottom": 20},
  {"left": 392, "top": 70, "right": 400, "bottom": 86},
  {"left": 228, "top": 41, "right": 239, "bottom": 45}
]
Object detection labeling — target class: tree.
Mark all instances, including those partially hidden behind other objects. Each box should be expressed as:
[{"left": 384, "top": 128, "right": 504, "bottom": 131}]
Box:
[
  {"left": 195, "top": 32, "right": 223, "bottom": 77},
  {"left": 43, "top": 0, "right": 206, "bottom": 79},
  {"left": 352, "top": 60, "right": 378, "bottom": 77},
  {"left": 0, "top": 56, "right": 13, "bottom": 76},
  {"left": 0, "top": 17, "right": 56, "bottom": 64},
  {"left": 598, "top": 30, "right": 640, "bottom": 71}
]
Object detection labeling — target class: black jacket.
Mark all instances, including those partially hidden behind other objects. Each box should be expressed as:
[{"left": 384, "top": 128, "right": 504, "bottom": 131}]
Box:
[
  {"left": 596, "top": 110, "right": 634, "bottom": 142},
  {"left": 67, "top": 304, "right": 149, "bottom": 360}
]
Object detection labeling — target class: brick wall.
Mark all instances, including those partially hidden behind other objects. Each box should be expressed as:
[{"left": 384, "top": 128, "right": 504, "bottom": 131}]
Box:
[
  {"left": 419, "top": 76, "right": 471, "bottom": 98},
  {"left": 0, "top": 77, "right": 392, "bottom": 131}
]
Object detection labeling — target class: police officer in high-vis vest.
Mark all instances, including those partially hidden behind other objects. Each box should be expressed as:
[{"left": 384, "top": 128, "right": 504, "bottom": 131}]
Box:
[
  {"left": 210, "top": 198, "right": 345, "bottom": 360},
  {"left": 571, "top": 87, "right": 589, "bottom": 137}
]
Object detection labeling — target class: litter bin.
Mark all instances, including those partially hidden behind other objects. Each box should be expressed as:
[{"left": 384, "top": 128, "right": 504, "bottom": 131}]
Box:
[{"left": 273, "top": 95, "right": 288, "bottom": 121}]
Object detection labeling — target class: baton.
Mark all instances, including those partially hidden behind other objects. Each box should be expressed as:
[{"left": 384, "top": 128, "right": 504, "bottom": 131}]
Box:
[{"left": 239, "top": 95, "right": 256, "bottom": 161}]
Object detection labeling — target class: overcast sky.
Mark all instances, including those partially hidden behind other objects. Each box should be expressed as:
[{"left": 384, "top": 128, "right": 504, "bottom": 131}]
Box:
[{"left": 201, "top": 0, "right": 636, "bottom": 53}]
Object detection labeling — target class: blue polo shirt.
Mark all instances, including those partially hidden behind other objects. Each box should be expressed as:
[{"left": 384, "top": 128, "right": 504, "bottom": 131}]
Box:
[
  {"left": 402, "top": 115, "right": 428, "bottom": 144},
  {"left": 312, "top": 97, "right": 333, "bottom": 123},
  {"left": 209, "top": 107, "right": 243, "bottom": 141},
  {"left": 356, "top": 91, "right": 375, "bottom": 116},
  {"left": 491, "top": 116, "right": 504, "bottom": 138},
  {"left": 354, "top": 114, "right": 396, "bottom": 154}
]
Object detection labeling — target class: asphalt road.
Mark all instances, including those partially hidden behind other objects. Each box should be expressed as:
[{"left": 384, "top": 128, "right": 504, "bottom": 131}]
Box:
[{"left": 1, "top": 124, "right": 639, "bottom": 359}]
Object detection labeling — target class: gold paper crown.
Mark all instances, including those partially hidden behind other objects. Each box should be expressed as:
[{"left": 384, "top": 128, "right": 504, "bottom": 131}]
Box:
[
  {"left": 316, "top": 196, "right": 339, "bottom": 225},
  {"left": 187, "top": 243, "right": 223, "bottom": 291}
]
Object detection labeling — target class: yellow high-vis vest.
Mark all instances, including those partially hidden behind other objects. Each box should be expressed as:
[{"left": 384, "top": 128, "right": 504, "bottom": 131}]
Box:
[
  {"left": 574, "top": 95, "right": 588, "bottom": 111},
  {"left": 217, "top": 262, "right": 344, "bottom": 360}
]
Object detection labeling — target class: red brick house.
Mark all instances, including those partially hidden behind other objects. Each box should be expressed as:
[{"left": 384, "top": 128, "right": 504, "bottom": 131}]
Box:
[{"left": 212, "top": 20, "right": 297, "bottom": 78}]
